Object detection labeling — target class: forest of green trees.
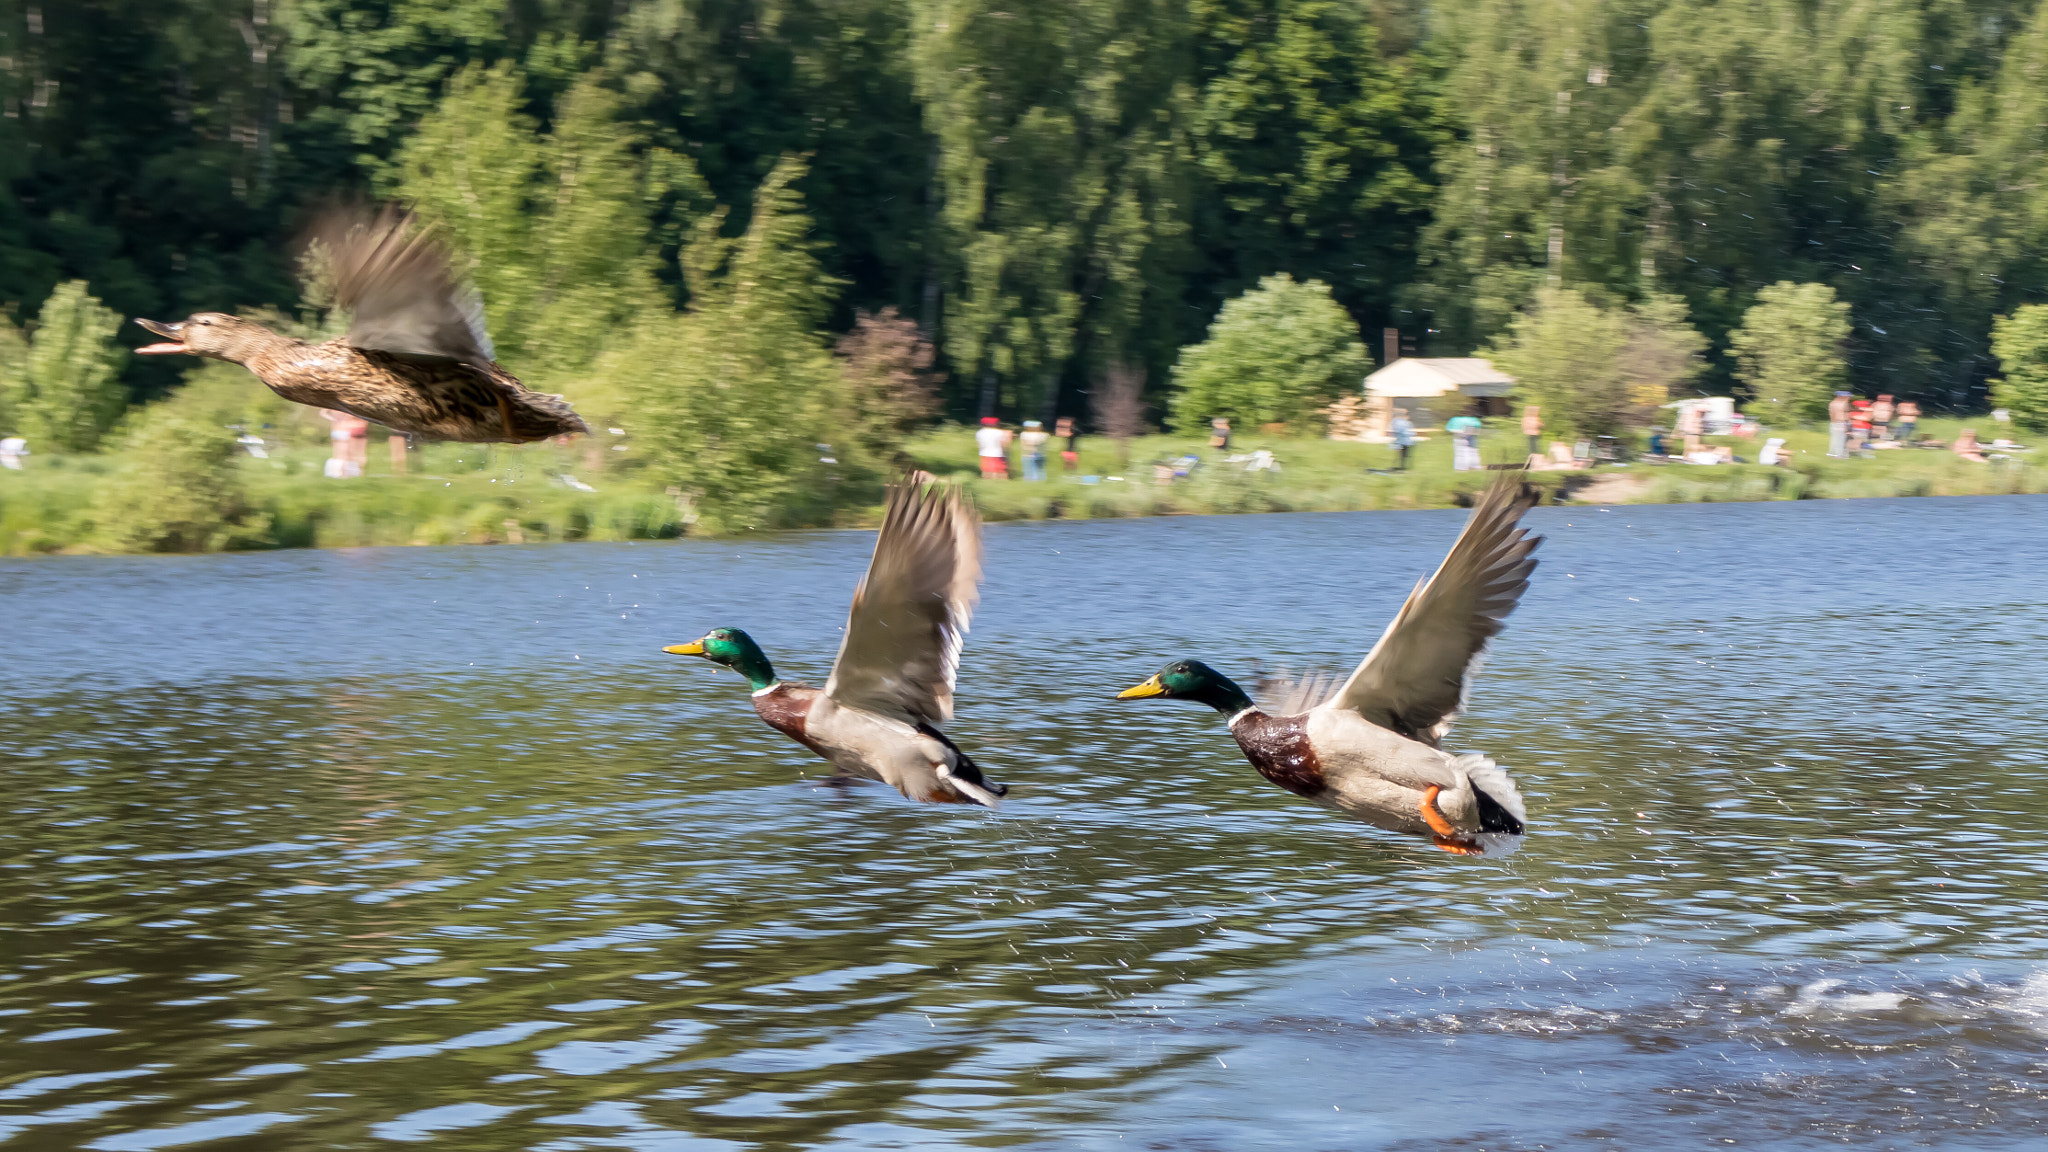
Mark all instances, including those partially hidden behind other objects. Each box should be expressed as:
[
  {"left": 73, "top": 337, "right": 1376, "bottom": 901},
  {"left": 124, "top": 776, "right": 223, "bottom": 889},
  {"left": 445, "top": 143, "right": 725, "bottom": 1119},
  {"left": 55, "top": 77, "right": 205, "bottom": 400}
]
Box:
[{"left": 7, "top": 0, "right": 2048, "bottom": 525}]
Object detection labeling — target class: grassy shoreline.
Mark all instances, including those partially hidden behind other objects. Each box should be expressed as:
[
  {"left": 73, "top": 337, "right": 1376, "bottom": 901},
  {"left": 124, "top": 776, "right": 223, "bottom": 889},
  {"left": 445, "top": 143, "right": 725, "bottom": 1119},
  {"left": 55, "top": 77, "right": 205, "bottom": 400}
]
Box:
[{"left": 3, "top": 416, "right": 2043, "bottom": 556}]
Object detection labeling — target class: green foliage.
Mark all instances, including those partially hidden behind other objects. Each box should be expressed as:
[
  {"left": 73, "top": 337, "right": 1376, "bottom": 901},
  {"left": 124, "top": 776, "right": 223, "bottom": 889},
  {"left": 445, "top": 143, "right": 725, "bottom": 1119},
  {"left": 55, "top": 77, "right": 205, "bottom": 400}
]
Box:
[
  {"left": 2, "top": 282, "right": 128, "bottom": 451},
  {"left": 1169, "top": 274, "right": 1367, "bottom": 433},
  {"left": 1730, "top": 282, "right": 1853, "bottom": 421},
  {"left": 91, "top": 403, "right": 266, "bottom": 554},
  {"left": 389, "top": 64, "right": 702, "bottom": 427},
  {"left": 624, "top": 157, "right": 855, "bottom": 531},
  {"left": 1488, "top": 288, "right": 1707, "bottom": 439},
  {"left": 1991, "top": 306, "right": 2048, "bottom": 433},
  {"left": 1487, "top": 288, "right": 1628, "bottom": 439}
]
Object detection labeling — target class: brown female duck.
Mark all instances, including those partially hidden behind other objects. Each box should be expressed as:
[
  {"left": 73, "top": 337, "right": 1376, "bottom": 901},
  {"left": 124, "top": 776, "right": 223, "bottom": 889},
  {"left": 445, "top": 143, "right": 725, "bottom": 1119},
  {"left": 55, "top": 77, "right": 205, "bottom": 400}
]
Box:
[
  {"left": 133, "top": 209, "right": 586, "bottom": 443},
  {"left": 663, "top": 477, "right": 1007, "bottom": 808},
  {"left": 1117, "top": 477, "right": 1542, "bottom": 855}
]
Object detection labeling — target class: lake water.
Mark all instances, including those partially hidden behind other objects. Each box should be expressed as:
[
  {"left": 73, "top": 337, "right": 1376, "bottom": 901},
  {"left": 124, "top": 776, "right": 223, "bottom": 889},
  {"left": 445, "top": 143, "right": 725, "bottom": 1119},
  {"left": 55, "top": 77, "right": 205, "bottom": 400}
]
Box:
[{"left": 7, "top": 495, "right": 2048, "bottom": 1150}]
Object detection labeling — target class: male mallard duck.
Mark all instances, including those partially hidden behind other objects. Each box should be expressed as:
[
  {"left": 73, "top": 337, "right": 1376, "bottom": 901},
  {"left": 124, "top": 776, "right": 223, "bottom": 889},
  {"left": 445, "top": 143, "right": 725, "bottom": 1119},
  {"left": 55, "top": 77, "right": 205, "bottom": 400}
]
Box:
[
  {"left": 133, "top": 208, "right": 586, "bottom": 443},
  {"left": 663, "top": 478, "right": 1007, "bottom": 808},
  {"left": 1117, "top": 478, "right": 1542, "bottom": 855}
]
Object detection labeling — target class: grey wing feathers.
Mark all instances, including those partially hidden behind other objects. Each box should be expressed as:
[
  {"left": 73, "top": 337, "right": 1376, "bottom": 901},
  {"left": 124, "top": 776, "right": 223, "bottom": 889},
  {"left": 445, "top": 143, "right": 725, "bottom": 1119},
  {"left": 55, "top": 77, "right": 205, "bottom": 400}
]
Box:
[
  {"left": 824, "top": 478, "right": 983, "bottom": 726},
  {"left": 316, "top": 207, "right": 496, "bottom": 368},
  {"left": 1252, "top": 667, "right": 1344, "bottom": 716},
  {"left": 1324, "top": 477, "right": 1541, "bottom": 745}
]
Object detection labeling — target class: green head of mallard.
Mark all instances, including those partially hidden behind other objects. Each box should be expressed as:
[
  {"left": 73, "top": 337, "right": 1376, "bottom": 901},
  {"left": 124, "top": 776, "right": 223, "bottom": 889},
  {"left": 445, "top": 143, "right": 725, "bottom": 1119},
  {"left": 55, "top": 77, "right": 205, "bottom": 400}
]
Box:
[
  {"left": 664, "top": 627, "right": 778, "bottom": 692},
  {"left": 1117, "top": 659, "right": 1254, "bottom": 716}
]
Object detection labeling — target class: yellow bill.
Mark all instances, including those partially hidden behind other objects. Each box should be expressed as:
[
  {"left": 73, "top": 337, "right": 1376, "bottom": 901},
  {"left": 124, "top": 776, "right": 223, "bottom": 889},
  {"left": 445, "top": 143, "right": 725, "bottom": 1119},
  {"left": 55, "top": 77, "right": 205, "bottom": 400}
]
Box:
[
  {"left": 663, "top": 641, "right": 706, "bottom": 656},
  {"left": 1116, "top": 675, "right": 1167, "bottom": 699}
]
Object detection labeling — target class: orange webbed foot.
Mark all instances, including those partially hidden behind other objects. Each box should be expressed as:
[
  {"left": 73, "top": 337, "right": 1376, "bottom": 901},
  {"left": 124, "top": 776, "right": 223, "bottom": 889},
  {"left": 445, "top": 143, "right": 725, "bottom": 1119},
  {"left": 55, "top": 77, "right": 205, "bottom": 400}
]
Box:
[{"left": 1421, "top": 785, "right": 1483, "bottom": 856}]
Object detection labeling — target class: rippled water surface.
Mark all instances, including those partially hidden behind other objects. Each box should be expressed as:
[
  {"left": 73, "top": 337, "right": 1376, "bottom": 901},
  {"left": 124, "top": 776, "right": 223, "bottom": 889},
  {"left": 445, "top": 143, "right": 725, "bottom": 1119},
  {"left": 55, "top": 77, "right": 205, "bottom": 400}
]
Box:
[{"left": 8, "top": 495, "right": 2048, "bottom": 1150}]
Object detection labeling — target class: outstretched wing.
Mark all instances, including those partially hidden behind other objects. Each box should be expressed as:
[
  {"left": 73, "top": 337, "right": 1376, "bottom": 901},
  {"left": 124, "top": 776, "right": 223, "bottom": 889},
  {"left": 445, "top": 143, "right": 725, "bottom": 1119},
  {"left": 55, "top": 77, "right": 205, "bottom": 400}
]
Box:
[
  {"left": 1252, "top": 666, "right": 1344, "bottom": 716},
  {"left": 313, "top": 207, "right": 495, "bottom": 369},
  {"left": 825, "top": 477, "right": 983, "bottom": 726},
  {"left": 1323, "top": 477, "right": 1541, "bottom": 745}
]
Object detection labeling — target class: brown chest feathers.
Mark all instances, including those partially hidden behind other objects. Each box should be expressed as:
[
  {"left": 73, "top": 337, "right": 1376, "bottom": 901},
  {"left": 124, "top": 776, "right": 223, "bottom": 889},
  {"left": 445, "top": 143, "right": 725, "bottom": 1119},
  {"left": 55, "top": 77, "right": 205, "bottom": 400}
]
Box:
[
  {"left": 1231, "top": 711, "right": 1327, "bottom": 797},
  {"left": 751, "top": 685, "right": 829, "bottom": 760}
]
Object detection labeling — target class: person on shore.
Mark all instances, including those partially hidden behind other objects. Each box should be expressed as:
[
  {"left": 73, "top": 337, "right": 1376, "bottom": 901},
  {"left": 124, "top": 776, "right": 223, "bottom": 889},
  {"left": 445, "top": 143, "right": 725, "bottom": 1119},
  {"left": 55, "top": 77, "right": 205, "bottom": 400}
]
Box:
[
  {"left": 1677, "top": 402, "right": 1703, "bottom": 456},
  {"left": 0, "top": 436, "right": 26, "bottom": 470},
  {"left": 1020, "top": 419, "right": 1049, "bottom": 481},
  {"left": 1390, "top": 409, "right": 1415, "bottom": 471},
  {"left": 1849, "top": 398, "right": 1873, "bottom": 455},
  {"left": 1446, "top": 410, "right": 1482, "bottom": 471},
  {"left": 1759, "top": 437, "right": 1789, "bottom": 466},
  {"left": 1056, "top": 416, "right": 1079, "bottom": 473},
  {"left": 1871, "top": 394, "right": 1895, "bottom": 442},
  {"left": 1954, "top": 427, "right": 1988, "bottom": 463},
  {"left": 1209, "top": 417, "right": 1231, "bottom": 451},
  {"left": 320, "top": 408, "right": 369, "bottom": 478},
  {"left": 975, "top": 416, "right": 1011, "bottom": 480},
  {"left": 1827, "top": 391, "right": 1851, "bottom": 457},
  {"left": 1521, "top": 405, "right": 1542, "bottom": 458},
  {"left": 1895, "top": 399, "right": 1920, "bottom": 444}
]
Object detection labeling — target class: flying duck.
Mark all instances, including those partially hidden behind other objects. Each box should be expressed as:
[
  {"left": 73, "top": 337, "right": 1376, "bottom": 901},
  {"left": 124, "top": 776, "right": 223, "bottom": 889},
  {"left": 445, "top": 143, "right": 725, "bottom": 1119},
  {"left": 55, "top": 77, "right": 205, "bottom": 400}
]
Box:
[
  {"left": 664, "top": 477, "right": 1006, "bottom": 808},
  {"left": 1117, "top": 477, "right": 1541, "bottom": 855}
]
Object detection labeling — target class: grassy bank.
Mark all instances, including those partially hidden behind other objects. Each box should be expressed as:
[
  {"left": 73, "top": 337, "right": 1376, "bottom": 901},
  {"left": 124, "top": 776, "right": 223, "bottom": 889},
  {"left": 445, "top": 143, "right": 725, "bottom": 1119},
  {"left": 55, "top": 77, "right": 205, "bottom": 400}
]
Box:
[
  {"left": 4, "top": 416, "right": 2044, "bottom": 556},
  {"left": 903, "top": 416, "right": 2048, "bottom": 522}
]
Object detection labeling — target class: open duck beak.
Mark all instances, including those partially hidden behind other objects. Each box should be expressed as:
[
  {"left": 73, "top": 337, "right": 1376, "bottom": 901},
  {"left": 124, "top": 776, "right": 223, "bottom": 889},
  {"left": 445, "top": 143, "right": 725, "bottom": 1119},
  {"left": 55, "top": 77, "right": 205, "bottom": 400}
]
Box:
[
  {"left": 134, "top": 318, "right": 188, "bottom": 354},
  {"left": 663, "top": 641, "right": 706, "bottom": 656},
  {"left": 1117, "top": 675, "right": 1168, "bottom": 700}
]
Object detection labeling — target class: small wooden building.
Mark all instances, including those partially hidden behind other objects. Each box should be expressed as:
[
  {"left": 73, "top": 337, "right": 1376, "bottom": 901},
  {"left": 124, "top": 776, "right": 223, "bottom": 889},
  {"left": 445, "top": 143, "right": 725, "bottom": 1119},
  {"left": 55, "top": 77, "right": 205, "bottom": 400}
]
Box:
[{"left": 1341, "top": 358, "right": 1517, "bottom": 441}]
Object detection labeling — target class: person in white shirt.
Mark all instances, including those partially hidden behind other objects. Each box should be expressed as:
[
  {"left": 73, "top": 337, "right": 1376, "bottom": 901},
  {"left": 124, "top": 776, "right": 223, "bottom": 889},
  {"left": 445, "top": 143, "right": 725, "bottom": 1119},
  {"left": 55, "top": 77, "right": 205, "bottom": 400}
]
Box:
[{"left": 975, "top": 417, "right": 1011, "bottom": 479}]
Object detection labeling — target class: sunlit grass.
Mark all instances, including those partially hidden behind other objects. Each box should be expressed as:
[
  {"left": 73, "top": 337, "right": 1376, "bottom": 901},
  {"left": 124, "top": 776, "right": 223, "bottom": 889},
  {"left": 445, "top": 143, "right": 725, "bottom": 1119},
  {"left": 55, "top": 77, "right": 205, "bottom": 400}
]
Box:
[{"left": 4, "top": 415, "right": 2046, "bottom": 555}]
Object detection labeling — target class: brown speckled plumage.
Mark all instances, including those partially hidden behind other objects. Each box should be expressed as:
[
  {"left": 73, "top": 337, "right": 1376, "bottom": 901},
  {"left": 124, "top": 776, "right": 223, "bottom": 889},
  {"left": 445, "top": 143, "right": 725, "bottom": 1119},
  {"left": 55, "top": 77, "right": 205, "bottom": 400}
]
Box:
[{"left": 133, "top": 208, "right": 587, "bottom": 444}]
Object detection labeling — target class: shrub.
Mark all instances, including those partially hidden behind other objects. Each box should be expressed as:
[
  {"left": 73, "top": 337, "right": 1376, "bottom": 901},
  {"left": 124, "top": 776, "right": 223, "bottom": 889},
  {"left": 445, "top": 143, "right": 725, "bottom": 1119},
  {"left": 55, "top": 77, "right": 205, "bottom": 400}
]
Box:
[
  {"left": 1730, "top": 282, "right": 1852, "bottom": 420},
  {"left": 2, "top": 281, "right": 128, "bottom": 451},
  {"left": 624, "top": 157, "right": 853, "bottom": 531},
  {"left": 1170, "top": 274, "right": 1368, "bottom": 433},
  {"left": 836, "top": 307, "right": 942, "bottom": 470},
  {"left": 92, "top": 405, "right": 268, "bottom": 553},
  {"left": 1990, "top": 305, "right": 2048, "bottom": 432}
]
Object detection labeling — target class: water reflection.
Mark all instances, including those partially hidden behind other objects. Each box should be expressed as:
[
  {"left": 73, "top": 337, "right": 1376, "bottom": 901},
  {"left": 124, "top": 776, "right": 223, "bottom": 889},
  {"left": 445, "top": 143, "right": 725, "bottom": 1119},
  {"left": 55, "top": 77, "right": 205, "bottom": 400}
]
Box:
[{"left": 5, "top": 496, "right": 2048, "bottom": 1147}]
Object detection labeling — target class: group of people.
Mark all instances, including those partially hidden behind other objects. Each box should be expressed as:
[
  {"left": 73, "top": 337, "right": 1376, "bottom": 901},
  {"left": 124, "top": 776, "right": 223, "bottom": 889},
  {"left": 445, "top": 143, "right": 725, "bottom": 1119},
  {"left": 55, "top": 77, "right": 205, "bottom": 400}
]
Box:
[
  {"left": 1826, "top": 392, "right": 1921, "bottom": 457},
  {"left": 974, "top": 416, "right": 1079, "bottom": 481},
  {"left": 1381, "top": 405, "right": 1505, "bottom": 472}
]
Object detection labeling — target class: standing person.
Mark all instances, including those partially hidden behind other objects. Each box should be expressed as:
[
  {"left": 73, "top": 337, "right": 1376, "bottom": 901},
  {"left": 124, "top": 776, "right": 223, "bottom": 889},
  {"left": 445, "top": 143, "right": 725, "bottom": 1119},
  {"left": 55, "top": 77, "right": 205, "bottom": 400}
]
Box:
[
  {"left": 1849, "top": 398, "right": 1873, "bottom": 455},
  {"left": 1677, "top": 402, "right": 1703, "bottom": 456},
  {"left": 1895, "top": 399, "right": 1920, "bottom": 444},
  {"left": 1055, "top": 417, "right": 1080, "bottom": 473},
  {"left": 1209, "top": 417, "right": 1231, "bottom": 451},
  {"left": 975, "top": 416, "right": 1010, "bottom": 480},
  {"left": 1871, "top": 394, "right": 1895, "bottom": 442},
  {"left": 1390, "top": 409, "right": 1415, "bottom": 471},
  {"left": 1827, "top": 391, "right": 1851, "bottom": 458},
  {"left": 1521, "top": 405, "right": 1542, "bottom": 459},
  {"left": 320, "top": 409, "right": 369, "bottom": 478},
  {"left": 1446, "top": 410, "right": 1482, "bottom": 471},
  {"left": 1019, "top": 420, "right": 1049, "bottom": 481}
]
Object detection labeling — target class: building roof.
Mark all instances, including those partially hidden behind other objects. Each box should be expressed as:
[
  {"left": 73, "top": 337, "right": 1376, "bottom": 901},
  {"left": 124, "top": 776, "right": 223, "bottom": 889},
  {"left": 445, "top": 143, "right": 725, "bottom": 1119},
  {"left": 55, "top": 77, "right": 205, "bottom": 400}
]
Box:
[{"left": 1364, "top": 358, "right": 1516, "bottom": 398}]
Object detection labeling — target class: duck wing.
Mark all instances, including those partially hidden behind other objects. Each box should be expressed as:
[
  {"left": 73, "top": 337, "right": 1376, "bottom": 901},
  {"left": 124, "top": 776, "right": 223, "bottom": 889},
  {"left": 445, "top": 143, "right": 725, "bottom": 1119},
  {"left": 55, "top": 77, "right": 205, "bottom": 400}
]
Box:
[
  {"left": 824, "top": 478, "right": 983, "bottom": 726},
  {"left": 1322, "top": 477, "right": 1541, "bottom": 745},
  {"left": 1252, "top": 667, "right": 1343, "bottom": 716},
  {"left": 316, "top": 207, "right": 496, "bottom": 370}
]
